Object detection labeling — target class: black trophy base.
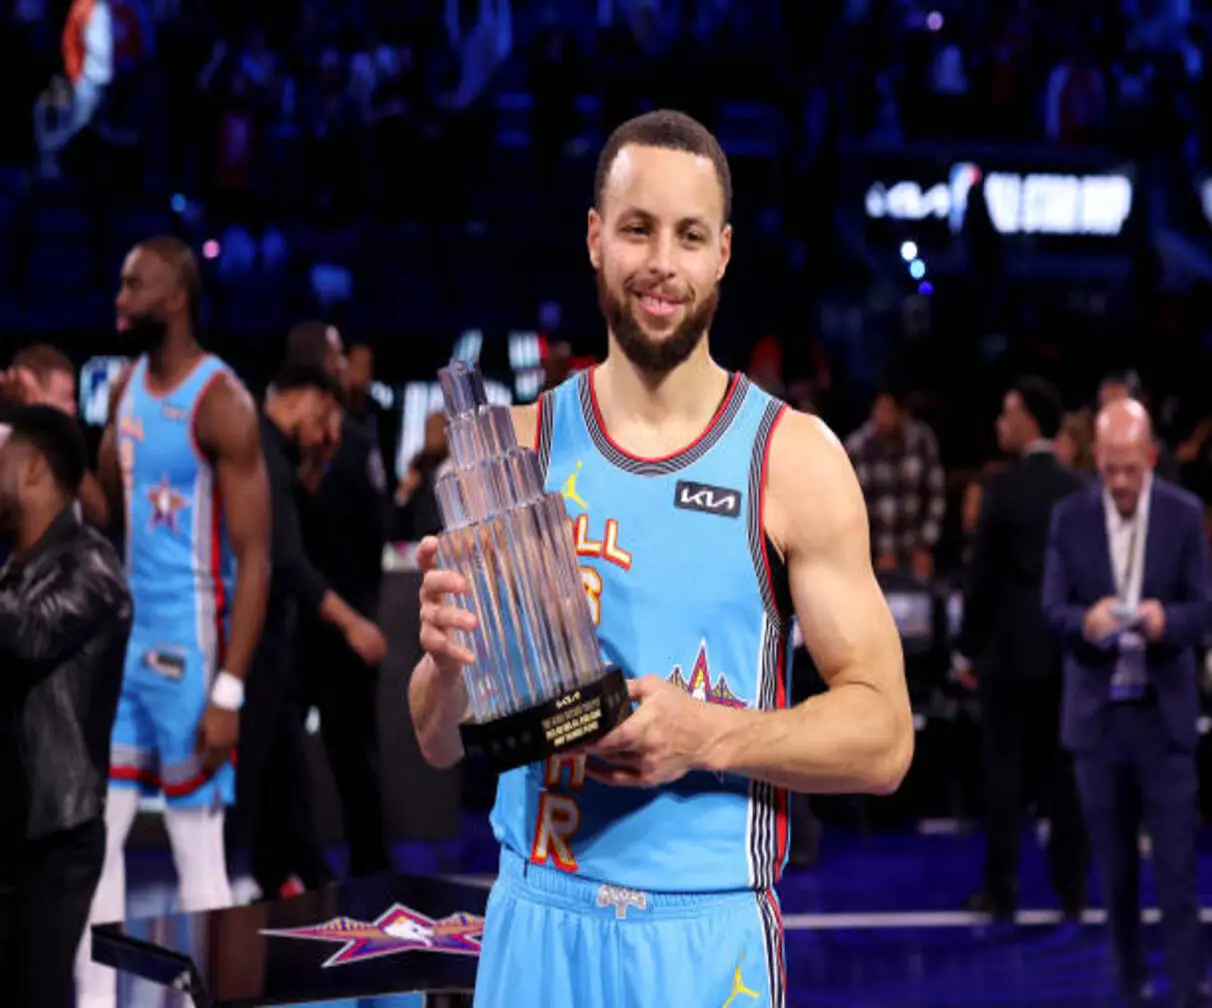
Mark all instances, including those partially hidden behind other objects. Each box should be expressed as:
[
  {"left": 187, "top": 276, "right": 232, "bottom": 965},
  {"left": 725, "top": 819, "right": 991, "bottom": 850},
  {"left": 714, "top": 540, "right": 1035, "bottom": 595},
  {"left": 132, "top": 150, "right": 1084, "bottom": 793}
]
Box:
[{"left": 459, "top": 666, "right": 631, "bottom": 772}]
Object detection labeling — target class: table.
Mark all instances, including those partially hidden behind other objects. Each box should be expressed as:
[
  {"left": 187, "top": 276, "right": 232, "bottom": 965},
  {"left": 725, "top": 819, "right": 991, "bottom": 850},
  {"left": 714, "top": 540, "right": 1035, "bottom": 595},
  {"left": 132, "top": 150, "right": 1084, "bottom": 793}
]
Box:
[{"left": 92, "top": 872, "right": 487, "bottom": 1007}]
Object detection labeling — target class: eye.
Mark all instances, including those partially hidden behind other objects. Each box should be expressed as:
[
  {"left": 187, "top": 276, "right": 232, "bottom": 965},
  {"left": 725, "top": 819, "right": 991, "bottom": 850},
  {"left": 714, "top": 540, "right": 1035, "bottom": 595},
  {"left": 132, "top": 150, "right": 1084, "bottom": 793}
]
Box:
[{"left": 622, "top": 224, "right": 648, "bottom": 236}]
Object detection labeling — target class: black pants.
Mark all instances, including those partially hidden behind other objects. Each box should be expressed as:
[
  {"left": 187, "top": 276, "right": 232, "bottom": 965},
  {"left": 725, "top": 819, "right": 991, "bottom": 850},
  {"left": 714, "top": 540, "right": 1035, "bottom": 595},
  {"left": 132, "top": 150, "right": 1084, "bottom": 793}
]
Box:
[
  {"left": 298, "top": 619, "right": 390, "bottom": 877},
  {"left": 980, "top": 674, "right": 1089, "bottom": 908},
  {"left": 226, "top": 632, "right": 334, "bottom": 896},
  {"left": 1076, "top": 703, "right": 1206, "bottom": 1006},
  {"left": 0, "top": 817, "right": 104, "bottom": 1008}
]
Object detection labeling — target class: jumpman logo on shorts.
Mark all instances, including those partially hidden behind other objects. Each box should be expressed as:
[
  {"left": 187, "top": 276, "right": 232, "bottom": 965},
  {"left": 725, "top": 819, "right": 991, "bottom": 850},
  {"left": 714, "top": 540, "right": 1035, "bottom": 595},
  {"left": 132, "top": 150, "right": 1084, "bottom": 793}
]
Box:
[
  {"left": 720, "top": 955, "right": 760, "bottom": 1007},
  {"left": 561, "top": 461, "right": 588, "bottom": 511}
]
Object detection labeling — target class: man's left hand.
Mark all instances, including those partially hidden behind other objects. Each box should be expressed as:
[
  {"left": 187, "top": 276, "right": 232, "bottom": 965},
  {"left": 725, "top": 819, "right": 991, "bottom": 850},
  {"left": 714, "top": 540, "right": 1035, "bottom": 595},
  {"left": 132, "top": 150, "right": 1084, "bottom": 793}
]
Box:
[
  {"left": 585, "top": 676, "right": 720, "bottom": 788},
  {"left": 1137, "top": 599, "right": 1166, "bottom": 641},
  {"left": 195, "top": 704, "right": 239, "bottom": 774}
]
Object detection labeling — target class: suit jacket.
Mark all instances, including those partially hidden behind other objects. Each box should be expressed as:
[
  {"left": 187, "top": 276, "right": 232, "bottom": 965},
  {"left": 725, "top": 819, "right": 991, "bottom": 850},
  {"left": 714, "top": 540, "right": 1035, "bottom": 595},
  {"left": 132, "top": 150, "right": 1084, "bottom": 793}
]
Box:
[
  {"left": 959, "top": 450, "right": 1086, "bottom": 677},
  {"left": 1042, "top": 478, "right": 1212, "bottom": 752}
]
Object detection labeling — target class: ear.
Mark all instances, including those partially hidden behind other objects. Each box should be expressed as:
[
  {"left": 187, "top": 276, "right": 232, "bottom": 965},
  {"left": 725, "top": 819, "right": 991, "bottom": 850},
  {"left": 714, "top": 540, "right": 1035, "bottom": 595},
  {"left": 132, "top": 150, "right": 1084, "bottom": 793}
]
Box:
[
  {"left": 717, "top": 223, "right": 732, "bottom": 283},
  {"left": 22, "top": 449, "right": 47, "bottom": 489},
  {"left": 587, "top": 208, "right": 602, "bottom": 271}
]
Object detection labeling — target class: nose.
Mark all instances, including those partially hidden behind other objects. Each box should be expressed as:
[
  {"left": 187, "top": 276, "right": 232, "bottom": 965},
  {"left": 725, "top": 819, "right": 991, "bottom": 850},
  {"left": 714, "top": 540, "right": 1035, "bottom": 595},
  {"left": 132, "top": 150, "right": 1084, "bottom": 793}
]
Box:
[{"left": 645, "top": 229, "right": 676, "bottom": 277}]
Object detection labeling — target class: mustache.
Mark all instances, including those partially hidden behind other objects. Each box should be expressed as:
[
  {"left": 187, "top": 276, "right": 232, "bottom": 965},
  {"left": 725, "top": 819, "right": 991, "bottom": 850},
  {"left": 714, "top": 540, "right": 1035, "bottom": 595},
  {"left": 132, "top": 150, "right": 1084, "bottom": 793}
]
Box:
[{"left": 626, "top": 279, "right": 690, "bottom": 302}]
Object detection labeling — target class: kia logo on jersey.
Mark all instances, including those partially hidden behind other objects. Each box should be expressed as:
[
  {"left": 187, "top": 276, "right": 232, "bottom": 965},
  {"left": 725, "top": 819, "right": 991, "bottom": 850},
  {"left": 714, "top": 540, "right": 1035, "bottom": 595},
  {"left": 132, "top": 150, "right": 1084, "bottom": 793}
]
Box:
[{"left": 673, "top": 481, "right": 742, "bottom": 518}]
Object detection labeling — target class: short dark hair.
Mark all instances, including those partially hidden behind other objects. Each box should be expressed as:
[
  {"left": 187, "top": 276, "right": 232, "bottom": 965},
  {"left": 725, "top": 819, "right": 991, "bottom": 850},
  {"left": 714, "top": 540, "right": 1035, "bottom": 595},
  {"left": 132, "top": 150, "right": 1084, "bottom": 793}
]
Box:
[
  {"left": 12, "top": 343, "right": 73, "bottom": 382},
  {"left": 285, "top": 320, "right": 333, "bottom": 369},
  {"left": 594, "top": 109, "right": 732, "bottom": 224},
  {"left": 271, "top": 362, "right": 341, "bottom": 399},
  {"left": 137, "top": 235, "right": 202, "bottom": 321},
  {"left": 1013, "top": 375, "right": 1064, "bottom": 439},
  {"left": 6, "top": 404, "right": 88, "bottom": 496}
]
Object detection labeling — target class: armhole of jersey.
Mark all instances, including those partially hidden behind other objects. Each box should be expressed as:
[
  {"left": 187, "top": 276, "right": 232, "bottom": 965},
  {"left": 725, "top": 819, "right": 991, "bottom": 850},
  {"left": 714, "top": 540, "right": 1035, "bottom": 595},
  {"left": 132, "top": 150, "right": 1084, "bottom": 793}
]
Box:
[
  {"left": 188, "top": 366, "right": 227, "bottom": 466},
  {"left": 536, "top": 389, "right": 555, "bottom": 482},
  {"left": 747, "top": 401, "right": 793, "bottom": 626}
]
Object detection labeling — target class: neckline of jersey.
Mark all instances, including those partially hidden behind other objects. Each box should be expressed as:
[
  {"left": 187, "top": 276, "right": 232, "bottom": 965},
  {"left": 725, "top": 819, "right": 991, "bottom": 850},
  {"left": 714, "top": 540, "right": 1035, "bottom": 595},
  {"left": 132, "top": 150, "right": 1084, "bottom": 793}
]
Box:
[
  {"left": 584, "top": 366, "right": 742, "bottom": 466},
  {"left": 141, "top": 353, "right": 210, "bottom": 401}
]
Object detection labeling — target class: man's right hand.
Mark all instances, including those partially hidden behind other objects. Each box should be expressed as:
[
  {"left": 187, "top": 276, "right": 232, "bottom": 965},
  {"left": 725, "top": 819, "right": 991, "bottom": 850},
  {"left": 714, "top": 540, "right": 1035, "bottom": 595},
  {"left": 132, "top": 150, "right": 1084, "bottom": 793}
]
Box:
[
  {"left": 1083, "top": 597, "right": 1121, "bottom": 643},
  {"left": 417, "top": 536, "right": 477, "bottom": 678},
  {"left": 345, "top": 615, "right": 388, "bottom": 666}
]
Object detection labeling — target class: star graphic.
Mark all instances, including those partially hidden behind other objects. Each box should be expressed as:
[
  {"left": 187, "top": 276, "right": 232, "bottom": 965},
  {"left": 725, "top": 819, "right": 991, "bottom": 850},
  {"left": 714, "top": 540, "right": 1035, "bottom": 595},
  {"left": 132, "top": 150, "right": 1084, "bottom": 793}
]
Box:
[
  {"left": 260, "top": 904, "right": 485, "bottom": 968},
  {"left": 147, "top": 478, "right": 187, "bottom": 533},
  {"left": 666, "top": 640, "right": 748, "bottom": 709}
]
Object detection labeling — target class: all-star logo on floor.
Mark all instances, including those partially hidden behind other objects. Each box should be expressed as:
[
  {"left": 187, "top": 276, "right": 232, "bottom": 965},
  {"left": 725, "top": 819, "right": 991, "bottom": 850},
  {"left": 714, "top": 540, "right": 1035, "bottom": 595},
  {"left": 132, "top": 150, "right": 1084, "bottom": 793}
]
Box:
[{"left": 260, "top": 904, "right": 485, "bottom": 968}]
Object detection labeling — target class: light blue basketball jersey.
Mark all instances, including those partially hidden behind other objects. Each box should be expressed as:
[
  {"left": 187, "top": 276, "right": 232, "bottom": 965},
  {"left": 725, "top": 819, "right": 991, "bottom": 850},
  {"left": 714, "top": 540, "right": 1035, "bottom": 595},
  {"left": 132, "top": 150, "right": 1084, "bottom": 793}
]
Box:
[
  {"left": 117, "top": 354, "right": 236, "bottom": 655},
  {"left": 490, "top": 369, "right": 794, "bottom": 894}
]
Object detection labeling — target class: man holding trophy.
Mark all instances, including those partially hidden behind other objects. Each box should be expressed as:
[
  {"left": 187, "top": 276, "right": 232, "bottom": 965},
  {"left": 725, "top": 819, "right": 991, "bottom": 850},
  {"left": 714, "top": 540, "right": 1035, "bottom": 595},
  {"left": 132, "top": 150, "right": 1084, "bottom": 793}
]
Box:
[{"left": 410, "top": 110, "right": 914, "bottom": 1008}]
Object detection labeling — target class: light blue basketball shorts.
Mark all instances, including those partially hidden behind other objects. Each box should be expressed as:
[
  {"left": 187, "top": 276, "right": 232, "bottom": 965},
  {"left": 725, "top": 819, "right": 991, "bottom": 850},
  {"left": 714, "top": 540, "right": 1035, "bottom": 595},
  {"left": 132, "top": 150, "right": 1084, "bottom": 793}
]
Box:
[
  {"left": 109, "top": 631, "right": 235, "bottom": 810},
  {"left": 473, "top": 847, "right": 786, "bottom": 1008}
]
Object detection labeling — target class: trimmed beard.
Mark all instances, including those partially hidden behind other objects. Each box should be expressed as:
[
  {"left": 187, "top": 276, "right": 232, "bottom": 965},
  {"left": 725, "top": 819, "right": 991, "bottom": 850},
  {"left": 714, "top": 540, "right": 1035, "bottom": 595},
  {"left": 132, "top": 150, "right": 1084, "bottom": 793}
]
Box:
[{"left": 596, "top": 271, "right": 719, "bottom": 377}]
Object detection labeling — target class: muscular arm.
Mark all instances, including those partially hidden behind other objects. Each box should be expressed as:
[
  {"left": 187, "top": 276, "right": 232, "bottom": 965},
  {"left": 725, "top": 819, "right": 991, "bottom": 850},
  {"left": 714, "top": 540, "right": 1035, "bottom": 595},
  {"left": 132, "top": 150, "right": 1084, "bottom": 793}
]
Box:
[
  {"left": 701, "top": 411, "right": 914, "bottom": 795},
  {"left": 408, "top": 401, "right": 538, "bottom": 768},
  {"left": 195, "top": 375, "right": 271, "bottom": 683}
]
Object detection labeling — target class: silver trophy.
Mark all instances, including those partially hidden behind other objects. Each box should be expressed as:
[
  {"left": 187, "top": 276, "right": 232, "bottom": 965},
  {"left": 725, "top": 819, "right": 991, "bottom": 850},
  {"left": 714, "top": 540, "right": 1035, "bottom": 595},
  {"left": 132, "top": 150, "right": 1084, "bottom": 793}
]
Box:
[{"left": 433, "top": 360, "right": 630, "bottom": 773}]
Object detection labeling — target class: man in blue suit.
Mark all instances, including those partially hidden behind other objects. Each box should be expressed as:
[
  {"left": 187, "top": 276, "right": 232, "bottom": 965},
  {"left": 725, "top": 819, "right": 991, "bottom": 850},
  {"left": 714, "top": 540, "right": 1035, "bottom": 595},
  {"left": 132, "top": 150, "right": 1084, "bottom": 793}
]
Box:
[{"left": 1043, "top": 398, "right": 1211, "bottom": 1007}]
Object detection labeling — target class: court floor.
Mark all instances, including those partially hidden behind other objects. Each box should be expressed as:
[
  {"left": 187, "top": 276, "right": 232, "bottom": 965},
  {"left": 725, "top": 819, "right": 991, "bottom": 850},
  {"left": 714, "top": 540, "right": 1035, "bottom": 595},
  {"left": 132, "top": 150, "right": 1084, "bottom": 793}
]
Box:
[{"left": 118, "top": 817, "right": 1212, "bottom": 1007}]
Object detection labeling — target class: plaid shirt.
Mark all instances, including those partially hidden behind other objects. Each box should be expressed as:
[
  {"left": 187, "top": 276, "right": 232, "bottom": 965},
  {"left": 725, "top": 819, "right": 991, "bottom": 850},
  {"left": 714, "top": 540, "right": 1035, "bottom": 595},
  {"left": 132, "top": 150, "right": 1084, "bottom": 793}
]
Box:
[{"left": 845, "top": 419, "right": 946, "bottom": 563}]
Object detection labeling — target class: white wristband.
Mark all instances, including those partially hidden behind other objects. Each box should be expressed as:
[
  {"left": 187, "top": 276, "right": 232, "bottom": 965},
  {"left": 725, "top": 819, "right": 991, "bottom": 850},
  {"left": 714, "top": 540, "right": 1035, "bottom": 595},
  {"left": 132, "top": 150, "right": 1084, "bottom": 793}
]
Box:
[{"left": 210, "top": 670, "right": 245, "bottom": 711}]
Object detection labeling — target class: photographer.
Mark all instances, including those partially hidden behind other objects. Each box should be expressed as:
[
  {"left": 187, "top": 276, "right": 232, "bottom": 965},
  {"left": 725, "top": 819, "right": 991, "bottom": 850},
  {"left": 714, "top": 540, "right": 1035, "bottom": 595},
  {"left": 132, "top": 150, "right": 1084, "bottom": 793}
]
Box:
[{"left": 0, "top": 406, "right": 131, "bottom": 1008}]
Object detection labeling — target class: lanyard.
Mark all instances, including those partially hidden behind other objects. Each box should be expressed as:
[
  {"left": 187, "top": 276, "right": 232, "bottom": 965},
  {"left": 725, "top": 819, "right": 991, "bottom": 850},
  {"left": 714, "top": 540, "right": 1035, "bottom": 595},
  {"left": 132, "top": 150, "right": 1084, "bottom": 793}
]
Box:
[{"left": 1116, "top": 516, "right": 1141, "bottom": 601}]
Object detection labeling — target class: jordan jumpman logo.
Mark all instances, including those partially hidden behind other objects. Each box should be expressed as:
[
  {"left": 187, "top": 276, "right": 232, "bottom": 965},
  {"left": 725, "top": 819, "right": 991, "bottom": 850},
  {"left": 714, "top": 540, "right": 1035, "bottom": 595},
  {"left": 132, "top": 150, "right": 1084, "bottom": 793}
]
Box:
[
  {"left": 561, "top": 461, "right": 588, "bottom": 510},
  {"left": 720, "top": 955, "right": 760, "bottom": 1007}
]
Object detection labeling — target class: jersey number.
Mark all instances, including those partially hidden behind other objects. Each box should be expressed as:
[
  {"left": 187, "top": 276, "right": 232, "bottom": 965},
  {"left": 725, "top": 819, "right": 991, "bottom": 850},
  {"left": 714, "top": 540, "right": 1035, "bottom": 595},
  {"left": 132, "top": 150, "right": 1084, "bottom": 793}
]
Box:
[{"left": 580, "top": 566, "right": 602, "bottom": 627}]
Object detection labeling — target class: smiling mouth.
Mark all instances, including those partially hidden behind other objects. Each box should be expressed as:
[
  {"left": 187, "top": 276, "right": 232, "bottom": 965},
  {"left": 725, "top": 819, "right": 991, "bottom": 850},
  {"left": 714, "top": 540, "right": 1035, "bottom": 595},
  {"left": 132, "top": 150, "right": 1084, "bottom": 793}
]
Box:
[{"left": 634, "top": 292, "right": 682, "bottom": 318}]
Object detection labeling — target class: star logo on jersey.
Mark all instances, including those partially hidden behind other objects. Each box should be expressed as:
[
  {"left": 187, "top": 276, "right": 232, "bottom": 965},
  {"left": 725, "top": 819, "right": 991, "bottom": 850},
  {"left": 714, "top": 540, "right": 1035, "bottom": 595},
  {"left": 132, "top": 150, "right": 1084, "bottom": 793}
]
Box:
[
  {"left": 260, "top": 904, "right": 485, "bottom": 968},
  {"left": 666, "top": 640, "right": 748, "bottom": 709},
  {"left": 147, "top": 477, "right": 187, "bottom": 533}
]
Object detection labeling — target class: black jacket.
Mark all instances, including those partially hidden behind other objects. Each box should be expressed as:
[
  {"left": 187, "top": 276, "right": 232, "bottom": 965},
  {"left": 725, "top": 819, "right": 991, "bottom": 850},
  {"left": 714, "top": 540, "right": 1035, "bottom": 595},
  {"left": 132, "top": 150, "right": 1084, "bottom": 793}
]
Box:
[
  {"left": 0, "top": 509, "right": 131, "bottom": 844},
  {"left": 299, "top": 416, "right": 390, "bottom": 619},
  {"left": 959, "top": 449, "right": 1087, "bottom": 677},
  {"left": 259, "top": 415, "right": 329, "bottom": 641}
]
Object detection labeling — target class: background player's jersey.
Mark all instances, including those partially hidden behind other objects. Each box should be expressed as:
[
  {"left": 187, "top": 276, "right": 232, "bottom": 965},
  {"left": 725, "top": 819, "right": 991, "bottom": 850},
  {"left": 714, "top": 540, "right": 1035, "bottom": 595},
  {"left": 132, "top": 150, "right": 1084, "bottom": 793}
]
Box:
[
  {"left": 491, "top": 369, "right": 793, "bottom": 893},
  {"left": 117, "top": 354, "right": 236, "bottom": 656}
]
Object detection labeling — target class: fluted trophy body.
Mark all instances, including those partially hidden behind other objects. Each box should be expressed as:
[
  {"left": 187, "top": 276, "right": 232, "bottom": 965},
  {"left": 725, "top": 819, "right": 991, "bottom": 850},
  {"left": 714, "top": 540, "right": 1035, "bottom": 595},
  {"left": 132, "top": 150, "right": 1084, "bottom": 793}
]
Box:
[{"left": 433, "top": 360, "right": 630, "bottom": 772}]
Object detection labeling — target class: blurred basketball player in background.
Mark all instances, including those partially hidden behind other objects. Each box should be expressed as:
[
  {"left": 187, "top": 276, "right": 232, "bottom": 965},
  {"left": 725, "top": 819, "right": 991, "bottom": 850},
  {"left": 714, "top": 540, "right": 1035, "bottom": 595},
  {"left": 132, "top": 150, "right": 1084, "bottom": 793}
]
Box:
[
  {"left": 412, "top": 110, "right": 913, "bottom": 1007},
  {"left": 76, "top": 236, "right": 271, "bottom": 1008}
]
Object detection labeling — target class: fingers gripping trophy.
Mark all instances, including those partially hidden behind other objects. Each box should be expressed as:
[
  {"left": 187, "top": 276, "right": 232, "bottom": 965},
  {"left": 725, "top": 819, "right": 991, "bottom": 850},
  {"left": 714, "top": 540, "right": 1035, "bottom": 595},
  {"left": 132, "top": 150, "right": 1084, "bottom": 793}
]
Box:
[{"left": 433, "top": 360, "right": 630, "bottom": 772}]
